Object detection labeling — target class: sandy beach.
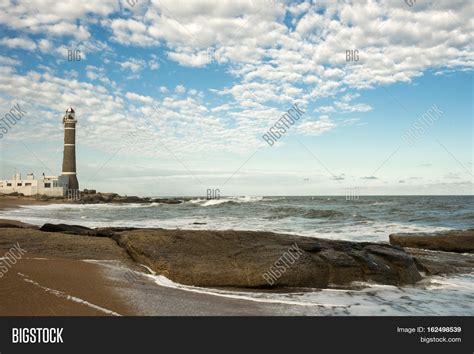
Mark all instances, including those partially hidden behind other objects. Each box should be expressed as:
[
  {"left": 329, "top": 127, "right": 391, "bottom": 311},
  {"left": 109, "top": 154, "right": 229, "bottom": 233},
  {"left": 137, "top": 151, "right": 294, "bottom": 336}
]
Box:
[
  {"left": 0, "top": 195, "right": 63, "bottom": 211},
  {"left": 0, "top": 256, "right": 132, "bottom": 316}
]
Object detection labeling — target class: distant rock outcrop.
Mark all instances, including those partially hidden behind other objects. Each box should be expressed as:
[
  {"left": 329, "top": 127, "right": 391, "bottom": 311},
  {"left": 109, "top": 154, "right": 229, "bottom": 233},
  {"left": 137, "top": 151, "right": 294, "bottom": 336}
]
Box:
[{"left": 76, "top": 192, "right": 185, "bottom": 205}]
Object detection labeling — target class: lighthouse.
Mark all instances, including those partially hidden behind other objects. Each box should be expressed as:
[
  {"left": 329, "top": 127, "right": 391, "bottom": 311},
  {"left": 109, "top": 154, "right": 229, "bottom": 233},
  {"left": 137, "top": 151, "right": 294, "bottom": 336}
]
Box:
[{"left": 61, "top": 107, "right": 79, "bottom": 190}]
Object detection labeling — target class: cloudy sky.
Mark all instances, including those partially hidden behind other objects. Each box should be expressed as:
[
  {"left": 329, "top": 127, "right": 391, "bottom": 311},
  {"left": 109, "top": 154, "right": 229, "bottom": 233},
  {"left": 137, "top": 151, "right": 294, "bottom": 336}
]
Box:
[{"left": 0, "top": 0, "right": 472, "bottom": 196}]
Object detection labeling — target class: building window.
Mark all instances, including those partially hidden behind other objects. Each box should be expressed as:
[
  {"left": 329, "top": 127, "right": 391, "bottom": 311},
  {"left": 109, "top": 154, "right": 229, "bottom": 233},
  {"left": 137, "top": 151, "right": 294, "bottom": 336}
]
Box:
[
  {"left": 25, "top": 183, "right": 32, "bottom": 186},
  {"left": 44, "top": 183, "right": 51, "bottom": 188},
  {"left": 7, "top": 183, "right": 12, "bottom": 187},
  {"left": 17, "top": 183, "right": 22, "bottom": 186}
]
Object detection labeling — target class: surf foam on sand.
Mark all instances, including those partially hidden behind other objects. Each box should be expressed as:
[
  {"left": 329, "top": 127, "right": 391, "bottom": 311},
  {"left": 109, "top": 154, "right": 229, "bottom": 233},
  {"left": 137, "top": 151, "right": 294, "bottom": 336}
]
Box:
[{"left": 18, "top": 272, "right": 121, "bottom": 316}]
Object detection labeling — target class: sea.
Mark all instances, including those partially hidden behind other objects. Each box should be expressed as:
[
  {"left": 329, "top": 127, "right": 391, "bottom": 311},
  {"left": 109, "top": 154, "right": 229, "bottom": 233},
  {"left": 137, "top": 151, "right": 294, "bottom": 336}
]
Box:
[{"left": 2, "top": 195, "right": 473, "bottom": 315}]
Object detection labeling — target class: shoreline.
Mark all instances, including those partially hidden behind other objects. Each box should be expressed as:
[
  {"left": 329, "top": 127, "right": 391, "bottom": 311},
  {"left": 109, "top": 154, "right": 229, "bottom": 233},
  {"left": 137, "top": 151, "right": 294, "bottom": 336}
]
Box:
[
  {"left": 0, "top": 195, "right": 63, "bottom": 211},
  {"left": 1, "top": 195, "right": 473, "bottom": 316}
]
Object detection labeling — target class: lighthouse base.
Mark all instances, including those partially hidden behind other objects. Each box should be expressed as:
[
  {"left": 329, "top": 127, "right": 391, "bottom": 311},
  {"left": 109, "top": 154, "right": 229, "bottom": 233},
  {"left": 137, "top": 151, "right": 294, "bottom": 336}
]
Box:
[{"left": 63, "top": 175, "right": 79, "bottom": 191}]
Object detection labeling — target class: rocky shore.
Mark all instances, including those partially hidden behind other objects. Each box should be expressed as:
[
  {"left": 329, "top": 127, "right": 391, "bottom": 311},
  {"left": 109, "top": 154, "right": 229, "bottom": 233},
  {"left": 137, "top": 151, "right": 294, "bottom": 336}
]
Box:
[
  {"left": 1, "top": 221, "right": 473, "bottom": 290},
  {"left": 0, "top": 191, "right": 186, "bottom": 205},
  {"left": 390, "top": 229, "right": 474, "bottom": 253}
]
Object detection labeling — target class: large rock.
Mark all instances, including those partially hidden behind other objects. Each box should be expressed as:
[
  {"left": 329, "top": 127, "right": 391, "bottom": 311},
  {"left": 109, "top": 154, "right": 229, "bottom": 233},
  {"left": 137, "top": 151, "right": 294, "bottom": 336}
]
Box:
[
  {"left": 406, "top": 248, "right": 474, "bottom": 275},
  {"left": 389, "top": 229, "right": 474, "bottom": 253},
  {"left": 114, "top": 229, "right": 422, "bottom": 289}
]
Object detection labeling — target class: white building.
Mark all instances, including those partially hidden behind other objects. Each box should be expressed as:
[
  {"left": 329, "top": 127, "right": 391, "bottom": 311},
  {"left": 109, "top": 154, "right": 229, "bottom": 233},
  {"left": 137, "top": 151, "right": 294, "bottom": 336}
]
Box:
[{"left": 0, "top": 173, "right": 69, "bottom": 197}]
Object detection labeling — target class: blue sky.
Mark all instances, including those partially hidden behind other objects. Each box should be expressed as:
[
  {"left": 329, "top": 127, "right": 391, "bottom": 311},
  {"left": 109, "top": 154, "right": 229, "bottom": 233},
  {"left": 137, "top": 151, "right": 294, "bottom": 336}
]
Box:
[{"left": 0, "top": 0, "right": 472, "bottom": 196}]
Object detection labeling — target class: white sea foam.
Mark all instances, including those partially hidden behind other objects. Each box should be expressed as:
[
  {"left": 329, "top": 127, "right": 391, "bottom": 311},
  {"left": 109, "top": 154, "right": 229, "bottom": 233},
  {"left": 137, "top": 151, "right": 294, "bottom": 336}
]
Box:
[
  {"left": 18, "top": 272, "right": 121, "bottom": 316},
  {"left": 82, "top": 259, "right": 474, "bottom": 315},
  {"left": 147, "top": 274, "right": 346, "bottom": 308},
  {"left": 188, "top": 196, "right": 264, "bottom": 206}
]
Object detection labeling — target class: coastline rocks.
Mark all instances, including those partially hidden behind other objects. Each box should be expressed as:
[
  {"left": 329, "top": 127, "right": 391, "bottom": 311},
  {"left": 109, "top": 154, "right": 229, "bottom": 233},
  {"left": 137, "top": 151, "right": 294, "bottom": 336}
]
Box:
[
  {"left": 114, "top": 229, "right": 422, "bottom": 288},
  {"left": 405, "top": 248, "right": 474, "bottom": 275},
  {"left": 0, "top": 191, "right": 186, "bottom": 205},
  {"left": 5, "top": 221, "right": 473, "bottom": 289},
  {"left": 75, "top": 192, "right": 185, "bottom": 205},
  {"left": 389, "top": 229, "right": 474, "bottom": 253}
]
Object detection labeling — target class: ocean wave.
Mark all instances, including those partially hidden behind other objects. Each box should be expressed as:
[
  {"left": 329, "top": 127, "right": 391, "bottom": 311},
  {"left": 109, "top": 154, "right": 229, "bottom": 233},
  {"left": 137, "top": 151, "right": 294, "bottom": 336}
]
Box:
[
  {"left": 265, "top": 207, "right": 344, "bottom": 220},
  {"left": 16, "top": 202, "right": 155, "bottom": 210},
  {"left": 187, "top": 196, "right": 264, "bottom": 207},
  {"left": 303, "top": 209, "right": 344, "bottom": 219}
]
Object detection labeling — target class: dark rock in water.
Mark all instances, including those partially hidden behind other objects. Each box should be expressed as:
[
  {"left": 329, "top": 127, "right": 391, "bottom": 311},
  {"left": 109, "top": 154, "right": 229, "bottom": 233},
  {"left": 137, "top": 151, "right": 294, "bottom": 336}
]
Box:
[
  {"left": 121, "top": 196, "right": 150, "bottom": 203},
  {"left": 389, "top": 229, "right": 474, "bottom": 253},
  {"left": 192, "top": 222, "right": 207, "bottom": 225},
  {"left": 152, "top": 198, "right": 183, "bottom": 204},
  {"left": 40, "top": 223, "right": 99, "bottom": 236},
  {"left": 115, "top": 229, "right": 422, "bottom": 289}
]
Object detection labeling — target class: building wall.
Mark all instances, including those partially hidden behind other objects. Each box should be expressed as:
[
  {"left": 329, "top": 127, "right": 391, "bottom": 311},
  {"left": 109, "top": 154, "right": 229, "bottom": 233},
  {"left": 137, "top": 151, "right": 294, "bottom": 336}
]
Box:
[{"left": 0, "top": 175, "right": 69, "bottom": 197}]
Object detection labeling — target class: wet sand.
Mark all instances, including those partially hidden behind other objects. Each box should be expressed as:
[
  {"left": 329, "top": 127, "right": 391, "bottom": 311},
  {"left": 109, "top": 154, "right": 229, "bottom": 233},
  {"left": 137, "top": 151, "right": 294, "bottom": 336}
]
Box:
[{"left": 0, "top": 256, "right": 133, "bottom": 316}]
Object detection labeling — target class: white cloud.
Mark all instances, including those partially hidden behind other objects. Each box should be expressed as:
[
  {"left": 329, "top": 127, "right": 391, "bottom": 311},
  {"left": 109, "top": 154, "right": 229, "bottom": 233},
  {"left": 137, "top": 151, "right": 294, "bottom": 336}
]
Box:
[
  {"left": 38, "top": 39, "right": 52, "bottom": 52},
  {"left": 298, "top": 115, "right": 337, "bottom": 136},
  {"left": 334, "top": 101, "right": 373, "bottom": 113},
  {"left": 175, "top": 85, "right": 186, "bottom": 94},
  {"left": 119, "top": 58, "right": 145, "bottom": 73},
  {"left": 148, "top": 59, "right": 160, "bottom": 70},
  {"left": 0, "top": 37, "right": 36, "bottom": 50},
  {"left": 126, "top": 92, "right": 154, "bottom": 104},
  {"left": 0, "top": 55, "right": 21, "bottom": 66}
]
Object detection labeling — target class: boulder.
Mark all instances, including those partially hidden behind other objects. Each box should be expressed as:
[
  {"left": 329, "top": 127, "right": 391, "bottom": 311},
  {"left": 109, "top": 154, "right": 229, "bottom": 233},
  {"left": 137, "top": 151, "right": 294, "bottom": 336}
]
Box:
[
  {"left": 389, "top": 229, "right": 474, "bottom": 253},
  {"left": 114, "top": 229, "right": 422, "bottom": 289},
  {"left": 39, "top": 223, "right": 99, "bottom": 236}
]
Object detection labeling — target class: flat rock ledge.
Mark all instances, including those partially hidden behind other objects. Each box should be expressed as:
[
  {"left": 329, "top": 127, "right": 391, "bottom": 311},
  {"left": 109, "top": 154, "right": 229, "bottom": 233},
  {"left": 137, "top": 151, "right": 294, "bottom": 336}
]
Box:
[
  {"left": 113, "top": 229, "right": 422, "bottom": 288},
  {"left": 10, "top": 223, "right": 474, "bottom": 290},
  {"left": 40, "top": 224, "right": 423, "bottom": 288},
  {"left": 389, "top": 229, "right": 474, "bottom": 253}
]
